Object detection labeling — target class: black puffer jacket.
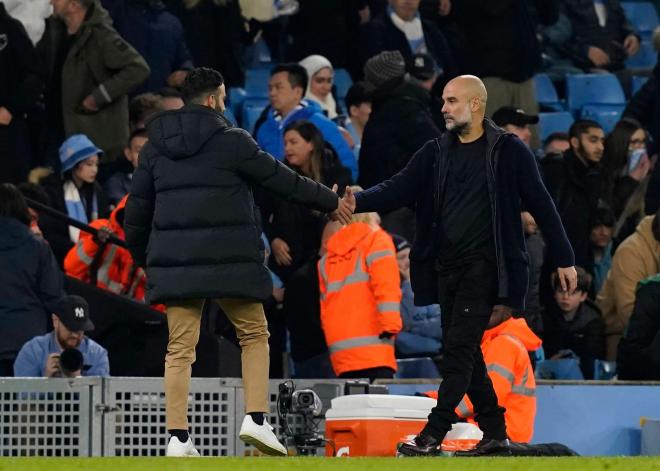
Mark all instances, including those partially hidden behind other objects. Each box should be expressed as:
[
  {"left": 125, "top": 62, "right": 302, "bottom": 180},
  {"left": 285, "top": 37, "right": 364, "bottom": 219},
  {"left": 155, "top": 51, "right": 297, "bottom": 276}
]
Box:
[{"left": 125, "top": 105, "right": 339, "bottom": 303}]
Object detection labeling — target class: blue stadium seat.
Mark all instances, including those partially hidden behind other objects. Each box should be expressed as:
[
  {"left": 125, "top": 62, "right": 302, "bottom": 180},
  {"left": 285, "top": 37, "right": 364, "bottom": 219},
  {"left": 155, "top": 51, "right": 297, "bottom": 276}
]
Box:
[
  {"left": 242, "top": 103, "right": 267, "bottom": 134},
  {"left": 228, "top": 87, "right": 246, "bottom": 116},
  {"left": 535, "top": 359, "right": 584, "bottom": 380},
  {"left": 626, "top": 40, "right": 659, "bottom": 69},
  {"left": 395, "top": 357, "right": 440, "bottom": 379},
  {"left": 333, "top": 68, "right": 353, "bottom": 100},
  {"left": 632, "top": 75, "right": 650, "bottom": 95},
  {"left": 566, "top": 74, "right": 625, "bottom": 114},
  {"left": 245, "top": 68, "right": 272, "bottom": 98},
  {"left": 223, "top": 107, "right": 237, "bottom": 126},
  {"left": 538, "top": 112, "right": 575, "bottom": 142},
  {"left": 534, "top": 74, "right": 564, "bottom": 111},
  {"left": 622, "top": 2, "right": 660, "bottom": 39},
  {"left": 593, "top": 360, "right": 617, "bottom": 380},
  {"left": 580, "top": 104, "right": 625, "bottom": 133}
]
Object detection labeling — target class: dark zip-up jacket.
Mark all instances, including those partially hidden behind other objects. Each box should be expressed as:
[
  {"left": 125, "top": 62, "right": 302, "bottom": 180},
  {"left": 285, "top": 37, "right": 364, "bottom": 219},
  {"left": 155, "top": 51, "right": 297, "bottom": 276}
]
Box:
[{"left": 354, "top": 118, "right": 574, "bottom": 309}]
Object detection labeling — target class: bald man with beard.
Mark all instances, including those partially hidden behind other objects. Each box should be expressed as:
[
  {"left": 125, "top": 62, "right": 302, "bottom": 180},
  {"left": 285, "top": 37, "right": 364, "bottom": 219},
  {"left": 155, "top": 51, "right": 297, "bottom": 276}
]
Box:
[{"left": 336, "top": 76, "right": 576, "bottom": 456}]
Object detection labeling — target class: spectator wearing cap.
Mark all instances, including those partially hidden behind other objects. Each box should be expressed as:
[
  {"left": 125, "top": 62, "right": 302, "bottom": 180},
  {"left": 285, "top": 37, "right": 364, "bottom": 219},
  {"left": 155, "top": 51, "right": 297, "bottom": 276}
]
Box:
[
  {"left": 358, "top": 50, "right": 441, "bottom": 241},
  {"left": 408, "top": 52, "right": 445, "bottom": 128},
  {"left": 343, "top": 82, "right": 372, "bottom": 160},
  {"left": 14, "top": 295, "right": 109, "bottom": 377},
  {"left": 38, "top": 134, "right": 110, "bottom": 265},
  {"left": 492, "top": 106, "right": 539, "bottom": 149},
  {"left": 254, "top": 63, "right": 358, "bottom": 180},
  {"left": 590, "top": 207, "right": 615, "bottom": 295},
  {"left": 299, "top": 54, "right": 340, "bottom": 119},
  {"left": 391, "top": 233, "right": 442, "bottom": 357},
  {"left": 360, "top": 0, "right": 457, "bottom": 92},
  {"left": 0, "top": 184, "right": 64, "bottom": 376}
]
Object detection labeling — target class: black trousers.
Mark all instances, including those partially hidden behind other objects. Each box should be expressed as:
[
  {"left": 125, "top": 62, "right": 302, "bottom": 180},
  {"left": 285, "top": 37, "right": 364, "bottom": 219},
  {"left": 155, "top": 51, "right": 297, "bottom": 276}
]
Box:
[{"left": 423, "top": 256, "right": 507, "bottom": 440}]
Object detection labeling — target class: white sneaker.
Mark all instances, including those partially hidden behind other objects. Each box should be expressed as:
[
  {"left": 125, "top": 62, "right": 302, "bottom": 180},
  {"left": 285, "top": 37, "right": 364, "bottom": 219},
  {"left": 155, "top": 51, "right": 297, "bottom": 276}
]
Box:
[
  {"left": 239, "top": 415, "right": 288, "bottom": 456},
  {"left": 166, "top": 436, "right": 201, "bottom": 457}
]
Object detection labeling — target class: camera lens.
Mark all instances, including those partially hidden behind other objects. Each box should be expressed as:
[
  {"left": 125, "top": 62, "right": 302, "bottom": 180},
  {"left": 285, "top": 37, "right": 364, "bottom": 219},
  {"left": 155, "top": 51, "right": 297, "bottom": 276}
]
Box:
[
  {"left": 59, "top": 348, "right": 84, "bottom": 374},
  {"left": 299, "top": 392, "right": 313, "bottom": 405}
]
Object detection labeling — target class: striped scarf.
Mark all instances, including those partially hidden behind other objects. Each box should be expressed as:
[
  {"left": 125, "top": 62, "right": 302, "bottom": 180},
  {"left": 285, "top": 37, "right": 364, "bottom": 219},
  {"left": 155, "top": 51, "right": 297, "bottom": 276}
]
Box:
[{"left": 63, "top": 180, "right": 98, "bottom": 242}]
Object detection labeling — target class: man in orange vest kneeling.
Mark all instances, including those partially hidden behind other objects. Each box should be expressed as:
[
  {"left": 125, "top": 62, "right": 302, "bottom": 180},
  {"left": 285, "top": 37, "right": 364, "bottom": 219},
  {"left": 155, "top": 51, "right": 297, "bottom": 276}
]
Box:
[
  {"left": 319, "top": 203, "right": 402, "bottom": 382},
  {"left": 64, "top": 195, "right": 146, "bottom": 302},
  {"left": 423, "top": 308, "right": 541, "bottom": 443}
]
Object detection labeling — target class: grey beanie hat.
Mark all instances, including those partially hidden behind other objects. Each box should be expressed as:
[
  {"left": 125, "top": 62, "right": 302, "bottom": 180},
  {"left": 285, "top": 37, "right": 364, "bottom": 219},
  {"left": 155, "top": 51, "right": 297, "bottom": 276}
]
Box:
[{"left": 363, "top": 50, "right": 406, "bottom": 92}]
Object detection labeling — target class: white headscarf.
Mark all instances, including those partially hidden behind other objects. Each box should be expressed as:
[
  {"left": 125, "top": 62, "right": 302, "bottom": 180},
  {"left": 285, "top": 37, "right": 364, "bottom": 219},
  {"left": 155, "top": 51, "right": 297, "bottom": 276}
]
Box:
[{"left": 299, "top": 54, "right": 338, "bottom": 119}]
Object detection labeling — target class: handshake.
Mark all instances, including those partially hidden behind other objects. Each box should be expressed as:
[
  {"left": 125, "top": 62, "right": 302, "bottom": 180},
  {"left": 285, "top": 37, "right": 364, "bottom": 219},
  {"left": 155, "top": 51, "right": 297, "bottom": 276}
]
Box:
[{"left": 329, "top": 185, "right": 357, "bottom": 225}]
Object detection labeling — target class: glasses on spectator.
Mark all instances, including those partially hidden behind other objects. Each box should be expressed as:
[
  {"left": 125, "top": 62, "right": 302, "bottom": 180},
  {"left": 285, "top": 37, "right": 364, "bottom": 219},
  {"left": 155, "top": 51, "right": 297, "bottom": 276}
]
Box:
[{"left": 314, "top": 76, "right": 333, "bottom": 84}]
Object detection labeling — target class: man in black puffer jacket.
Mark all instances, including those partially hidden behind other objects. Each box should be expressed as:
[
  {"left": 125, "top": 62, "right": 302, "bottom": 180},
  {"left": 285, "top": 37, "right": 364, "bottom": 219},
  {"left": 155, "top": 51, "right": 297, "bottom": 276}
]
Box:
[{"left": 125, "top": 67, "right": 347, "bottom": 457}]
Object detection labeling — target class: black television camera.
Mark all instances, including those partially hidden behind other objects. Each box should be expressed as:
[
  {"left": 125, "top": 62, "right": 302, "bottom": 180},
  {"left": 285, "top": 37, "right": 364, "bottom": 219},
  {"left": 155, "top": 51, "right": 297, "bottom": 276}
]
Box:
[{"left": 276, "top": 380, "right": 326, "bottom": 455}]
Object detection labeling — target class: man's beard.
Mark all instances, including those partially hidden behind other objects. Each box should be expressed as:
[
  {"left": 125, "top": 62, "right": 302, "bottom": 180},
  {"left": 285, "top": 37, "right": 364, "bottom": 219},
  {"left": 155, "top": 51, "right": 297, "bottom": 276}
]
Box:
[{"left": 447, "top": 120, "right": 470, "bottom": 136}]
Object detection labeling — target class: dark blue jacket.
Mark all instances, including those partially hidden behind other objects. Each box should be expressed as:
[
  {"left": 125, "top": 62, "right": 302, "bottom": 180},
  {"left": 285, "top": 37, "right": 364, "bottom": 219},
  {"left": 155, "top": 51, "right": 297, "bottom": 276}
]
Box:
[
  {"left": 0, "top": 218, "right": 64, "bottom": 359},
  {"left": 355, "top": 119, "right": 574, "bottom": 309},
  {"left": 360, "top": 12, "right": 458, "bottom": 83},
  {"left": 103, "top": 0, "right": 193, "bottom": 93}
]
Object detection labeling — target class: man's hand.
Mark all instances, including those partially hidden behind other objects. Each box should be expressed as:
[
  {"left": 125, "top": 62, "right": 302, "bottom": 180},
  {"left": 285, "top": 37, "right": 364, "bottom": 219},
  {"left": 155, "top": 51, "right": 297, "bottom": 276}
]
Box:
[
  {"left": 94, "top": 226, "right": 114, "bottom": 244},
  {"left": 45, "top": 353, "right": 61, "bottom": 377},
  {"left": 587, "top": 46, "right": 611, "bottom": 68},
  {"left": 330, "top": 185, "right": 356, "bottom": 225},
  {"left": 557, "top": 266, "right": 578, "bottom": 293},
  {"left": 0, "top": 106, "right": 13, "bottom": 125},
  {"left": 167, "top": 70, "right": 189, "bottom": 88},
  {"left": 623, "top": 34, "right": 640, "bottom": 57},
  {"left": 271, "top": 237, "right": 292, "bottom": 266},
  {"left": 82, "top": 95, "right": 99, "bottom": 112}
]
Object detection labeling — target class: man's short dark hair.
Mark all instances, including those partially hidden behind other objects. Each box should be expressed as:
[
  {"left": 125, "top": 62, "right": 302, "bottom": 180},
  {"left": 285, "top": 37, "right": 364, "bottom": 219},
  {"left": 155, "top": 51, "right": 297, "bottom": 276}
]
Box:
[
  {"left": 569, "top": 120, "right": 602, "bottom": 140},
  {"left": 552, "top": 266, "right": 592, "bottom": 293},
  {"left": 127, "top": 128, "right": 148, "bottom": 147},
  {"left": 543, "top": 132, "right": 569, "bottom": 148},
  {"left": 181, "top": 67, "right": 224, "bottom": 104},
  {"left": 345, "top": 82, "right": 369, "bottom": 112},
  {"left": 271, "top": 63, "right": 308, "bottom": 93},
  {"left": 0, "top": 183, "right": 31, "bottom": 226}
]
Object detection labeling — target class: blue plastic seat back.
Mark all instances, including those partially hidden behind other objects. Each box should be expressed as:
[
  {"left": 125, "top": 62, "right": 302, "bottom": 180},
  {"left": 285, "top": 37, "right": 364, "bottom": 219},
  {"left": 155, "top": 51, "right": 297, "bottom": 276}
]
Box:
[
  {"left": 566, "top": 74, "right": 625, "bottom": 113},
  {"left": 395, "top": 357, "right": 441, "bottom": 379},
  {"left": 538, "top": 112, "right": 575, "bottom": 142}
]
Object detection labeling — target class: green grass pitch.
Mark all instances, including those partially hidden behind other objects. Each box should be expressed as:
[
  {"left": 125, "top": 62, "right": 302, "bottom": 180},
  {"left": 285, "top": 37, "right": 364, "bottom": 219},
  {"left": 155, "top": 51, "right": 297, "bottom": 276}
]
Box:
[{"left": 1, "top": 457, "right": 660, "bottom": 471}]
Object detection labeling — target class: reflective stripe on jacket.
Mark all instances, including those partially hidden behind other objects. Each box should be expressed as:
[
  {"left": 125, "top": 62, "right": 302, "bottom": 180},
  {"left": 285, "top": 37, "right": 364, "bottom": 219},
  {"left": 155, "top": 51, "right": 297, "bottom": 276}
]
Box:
[
  {"left": 424, "top": 317, "right": 541, "bottom": 442},
  {"left": 64, "top": 196, "right": 146, "bottom": 302},
  {"left": 319, "top": 223, "right": 402, "bottom": 375}
]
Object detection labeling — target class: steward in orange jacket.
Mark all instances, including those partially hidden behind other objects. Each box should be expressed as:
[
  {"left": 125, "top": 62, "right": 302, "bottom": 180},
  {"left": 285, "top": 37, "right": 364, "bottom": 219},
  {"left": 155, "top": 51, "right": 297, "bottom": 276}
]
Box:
[
  {"left": 64, "top": 196, "right": 146, "bottom": 302},
  {"left": 424, "top": 315, "right": 541, "bottom": 442},
  {"left": 319, "top": 217, "right": 402, "bottom": 380}
]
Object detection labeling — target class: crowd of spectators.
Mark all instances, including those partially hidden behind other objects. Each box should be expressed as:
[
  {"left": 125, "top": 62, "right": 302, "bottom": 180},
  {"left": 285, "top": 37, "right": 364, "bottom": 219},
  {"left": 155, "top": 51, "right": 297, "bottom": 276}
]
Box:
[{"left": 1, "top": 0, "right": 660, "bottom": 385}]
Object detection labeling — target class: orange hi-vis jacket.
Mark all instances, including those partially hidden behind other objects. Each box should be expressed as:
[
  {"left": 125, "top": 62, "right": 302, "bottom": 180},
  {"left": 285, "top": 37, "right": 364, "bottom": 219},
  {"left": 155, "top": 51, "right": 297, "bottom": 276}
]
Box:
[
  {"left": 64, "top": 196, "right": 146, "bottom": 302},
  {"left": 318, "top": 223, "right": 402, "bottom": 376},
  {"left": 425, "top": 317, "right": 541, "bottom": 442}
]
